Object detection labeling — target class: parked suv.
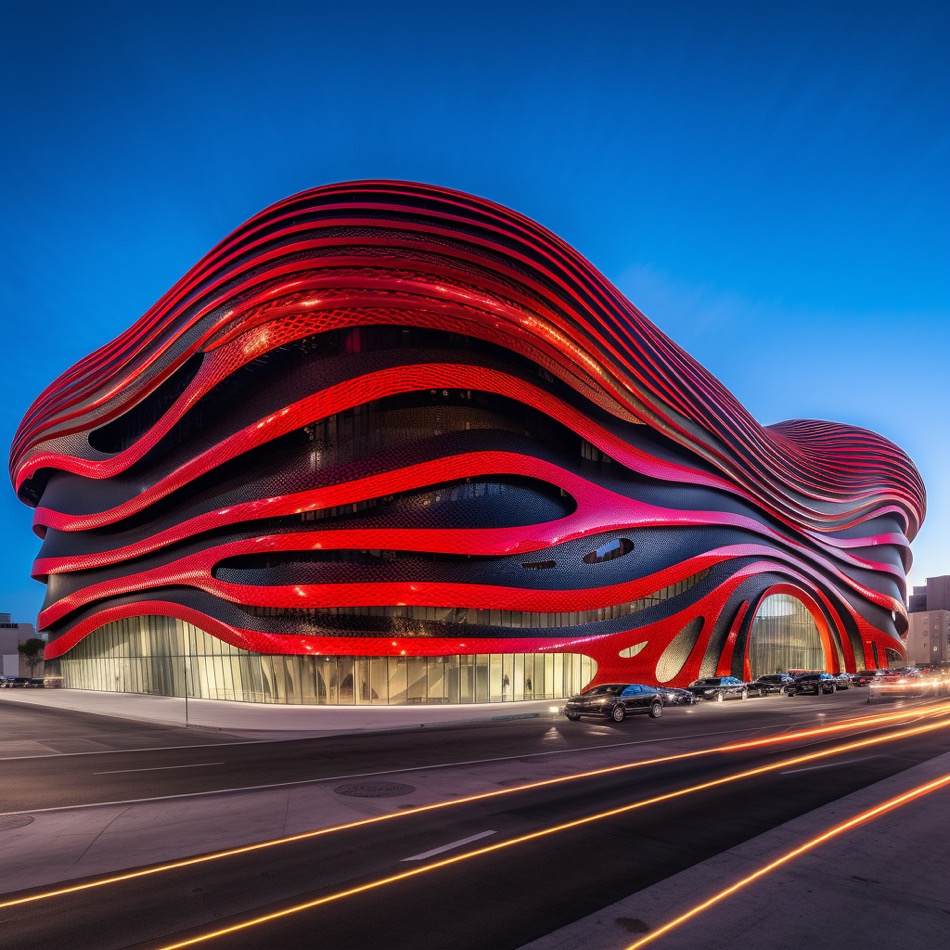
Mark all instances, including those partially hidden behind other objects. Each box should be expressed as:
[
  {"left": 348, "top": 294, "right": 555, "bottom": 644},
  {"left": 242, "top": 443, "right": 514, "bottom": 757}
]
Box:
[
  {"left": 790, "top": 672, "right": 838, "bottom": 695},
  {"left": 747, "top": 673, "right": 797, "bottom": 697}
]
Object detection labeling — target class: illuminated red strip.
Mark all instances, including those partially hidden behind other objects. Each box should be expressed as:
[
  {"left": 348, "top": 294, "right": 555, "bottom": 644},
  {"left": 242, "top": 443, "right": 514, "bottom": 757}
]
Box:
[
  {"left": 11, "top": 181, "right": 924, "bottom": 680},
  {"left": 12, "top": 183, "right": 925, "bottom": 538}
]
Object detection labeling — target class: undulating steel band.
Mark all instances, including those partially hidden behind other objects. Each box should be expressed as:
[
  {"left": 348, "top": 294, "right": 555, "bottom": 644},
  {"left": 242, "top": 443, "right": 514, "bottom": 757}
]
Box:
[{"left": 11, "top": 181, "right": 925, "bottom": 687}]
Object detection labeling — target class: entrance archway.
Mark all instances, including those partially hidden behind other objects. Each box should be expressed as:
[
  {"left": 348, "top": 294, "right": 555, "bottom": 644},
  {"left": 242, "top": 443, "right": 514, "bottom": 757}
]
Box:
[{"left": 748, "top": 590, "right": 828, "bottom": 679}]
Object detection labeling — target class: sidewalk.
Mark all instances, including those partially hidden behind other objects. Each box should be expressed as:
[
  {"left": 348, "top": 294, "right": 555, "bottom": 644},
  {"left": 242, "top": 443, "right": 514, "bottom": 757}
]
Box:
[
  {"left": 0, "top": 717, "right": 686, "bottom": 895},
  {"left": 4, "top": 689, "right": 949, "bottom": 949},
  {"left": 518, "top": 751, "right": 950, "bottom": 950},
  {"left": 0, "top": 686, "right": 557, "bottom": 737}
]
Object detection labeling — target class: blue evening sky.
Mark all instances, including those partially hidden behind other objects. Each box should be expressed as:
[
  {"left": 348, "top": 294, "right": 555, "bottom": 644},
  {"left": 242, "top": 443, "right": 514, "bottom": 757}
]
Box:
[{"left": 0, "top": 0, "right": 946, "bottom": 623}]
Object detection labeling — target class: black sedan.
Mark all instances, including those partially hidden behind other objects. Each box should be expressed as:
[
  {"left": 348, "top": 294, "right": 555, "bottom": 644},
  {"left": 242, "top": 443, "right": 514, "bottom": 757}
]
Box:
[
  {"left": 563, "top": 683, "right": 664, "bottom": 722},
  {"left": 747, "top": 673, "right": 797, "bottom": 697},
  {"left": 686, "top": 676, "right": 749, "bottom": 702},
  {"left": 656, "top": 686, "right": 696, "bottom": 706},
  {"left": 790, "top": 671, "right": 838, "bottom": 695}
]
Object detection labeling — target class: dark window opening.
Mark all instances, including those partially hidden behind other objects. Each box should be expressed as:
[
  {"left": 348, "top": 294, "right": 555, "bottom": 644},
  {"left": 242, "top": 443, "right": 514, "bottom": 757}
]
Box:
[
  {"left": 583, "top": 537, "right": 634, "bottom": 564},
  {"left": 89, "top": 353, "right": 204, "bottom": 454}
]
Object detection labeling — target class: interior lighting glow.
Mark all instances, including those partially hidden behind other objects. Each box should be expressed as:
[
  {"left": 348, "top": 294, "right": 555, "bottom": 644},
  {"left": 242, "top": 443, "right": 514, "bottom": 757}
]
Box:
[{"left": 2, "top": 701, "right": 945, "bottom": 912}]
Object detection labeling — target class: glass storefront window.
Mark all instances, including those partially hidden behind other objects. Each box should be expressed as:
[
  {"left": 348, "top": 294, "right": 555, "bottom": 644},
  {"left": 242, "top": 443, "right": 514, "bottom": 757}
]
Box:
[
  {"left": 749, "top": 593, "right": 826, "bottom": 678},
  {"left": 58, "top": 618, "right": 596, "bottom": 706}
]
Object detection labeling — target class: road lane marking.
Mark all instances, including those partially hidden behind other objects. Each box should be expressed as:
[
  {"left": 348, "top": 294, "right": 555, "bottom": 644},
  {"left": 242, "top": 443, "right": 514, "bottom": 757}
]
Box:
[
  {"left": 4, "top": 702, "right": 944, "bottom": 815},
  {"left": 4, "top": 712, "right": 950, "bottom": 914},
  {"left": 1, "top": 693, "right": 915, "bottom": 762},
  {"left": 0, "top": 724, "right": 762, "bottom": 762},
  {"left": 781, "top": 755, "right": 879, "bottom": 775},
  {"left": 93, "top": 762, "right": 225, "bottom": 775},
  {"left": 402, "top": 831, "right": 496, "bottom": 862},
  {"left": 0, "top": 731, "right": 770, "bottom": 813},
  {"left": 147, "top": 725, "right": 950, "bottom": 949}
]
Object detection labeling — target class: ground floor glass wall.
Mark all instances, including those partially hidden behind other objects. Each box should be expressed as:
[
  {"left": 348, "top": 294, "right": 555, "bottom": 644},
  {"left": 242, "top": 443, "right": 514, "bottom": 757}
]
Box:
[
  {"left": 58, "top": 617, "right": 597, "bottom": 705},
  {"left": 748, "top": 593, "right": 826, "bottom": 678}
]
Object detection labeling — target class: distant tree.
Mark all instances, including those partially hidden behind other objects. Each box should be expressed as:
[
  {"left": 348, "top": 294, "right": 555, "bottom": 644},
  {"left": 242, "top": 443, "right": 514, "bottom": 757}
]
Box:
[{"left": 17, "top": 638, "right": 45, "bottom": 676}]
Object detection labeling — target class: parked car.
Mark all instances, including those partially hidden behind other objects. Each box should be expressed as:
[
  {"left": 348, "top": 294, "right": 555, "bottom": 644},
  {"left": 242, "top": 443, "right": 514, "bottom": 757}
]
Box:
[
  {"left": 790, "top": 672, "right": 838, "bottom": 695},
  {"left": 747, "top": 674, "right": 797, "bottom": 697},
  {"left": 686, "top": 676, "right": 749, "bottom": 702},
  {"left": 563, "top": 683, "right": 664, "bottom": 722},
  {"left": 655, "top": 686, "right": 696, "bottom": 706},
  {"left": 854, "top": 669, "right": 886, "bottom": 686},
  {"left": 28, "top": 678, "right": 45, "bottom": 688},
  {"left": 0, "top": 676, "right": 33, "bottom": 688},
  {"left": 834, "top": 672, "right": 854, "bottom": 690}
]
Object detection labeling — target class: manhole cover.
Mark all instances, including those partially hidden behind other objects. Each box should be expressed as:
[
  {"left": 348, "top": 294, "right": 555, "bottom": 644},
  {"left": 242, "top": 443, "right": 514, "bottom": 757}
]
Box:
[
  {"left": 333, "top": 781, "right": 415, "bottom": 798},
  {"left": 0, "top": 815, "right": 34, "bottom": 830}
]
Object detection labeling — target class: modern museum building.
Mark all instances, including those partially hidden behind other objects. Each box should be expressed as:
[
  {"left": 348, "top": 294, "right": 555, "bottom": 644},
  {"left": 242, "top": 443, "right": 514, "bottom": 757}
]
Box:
[{"left": 11, "top": 181, "right": 926, "bottom": 705}]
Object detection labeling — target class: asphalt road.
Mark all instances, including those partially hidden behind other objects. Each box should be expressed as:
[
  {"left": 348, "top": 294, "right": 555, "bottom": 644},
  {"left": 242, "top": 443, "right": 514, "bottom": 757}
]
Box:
[
  {"left": 2, "top": 691, "right": 949, "bottom": 949},
  {"left": 0, "top": 697, "right": 243, "bottom": 754},
  {"left": 0, "top": 690, "right": 905, "bottom": 812}
]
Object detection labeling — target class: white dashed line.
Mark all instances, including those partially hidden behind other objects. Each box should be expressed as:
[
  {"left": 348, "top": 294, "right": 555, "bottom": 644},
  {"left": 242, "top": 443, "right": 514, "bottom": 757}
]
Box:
[
  {"left": 402, "top": 830, "right": 496, "bottom": 862},
  {"left": 94, "top": 762, "right": 225, "bottom": 775}
]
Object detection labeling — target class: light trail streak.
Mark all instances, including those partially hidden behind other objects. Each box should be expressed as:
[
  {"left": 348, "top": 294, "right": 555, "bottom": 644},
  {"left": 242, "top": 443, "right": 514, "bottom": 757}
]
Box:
[
  {"left": 149, "top": 715, "right": 950, "bottom": 948},
  {"left": 1, "top": 700, "right": 946, "bottom": 911},
  {"left": 624, "top": 771, "right": 950, "bottom": 948}
]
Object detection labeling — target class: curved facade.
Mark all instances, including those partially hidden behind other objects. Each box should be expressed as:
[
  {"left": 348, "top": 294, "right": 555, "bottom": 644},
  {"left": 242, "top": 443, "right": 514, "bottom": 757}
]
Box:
[{"left": 11, "top": 181, "right": 926, "bottom": 704}]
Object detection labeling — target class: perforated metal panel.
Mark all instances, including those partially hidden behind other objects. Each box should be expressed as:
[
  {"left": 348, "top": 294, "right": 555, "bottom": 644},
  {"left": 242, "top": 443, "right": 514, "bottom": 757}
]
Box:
[{"left": 12, "top": 181, "right": 924, "bottom": 690}]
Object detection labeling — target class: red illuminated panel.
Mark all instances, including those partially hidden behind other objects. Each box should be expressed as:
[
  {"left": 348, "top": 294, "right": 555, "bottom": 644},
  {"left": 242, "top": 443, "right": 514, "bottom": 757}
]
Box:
[{"left": 10, "top": 181, "right": 926, "bottom": 686}]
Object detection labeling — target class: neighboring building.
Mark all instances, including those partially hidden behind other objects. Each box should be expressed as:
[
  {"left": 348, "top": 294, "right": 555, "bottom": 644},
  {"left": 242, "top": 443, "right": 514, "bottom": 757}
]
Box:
[
  {"left": 905, "top": 576, "right": 950, "bottom": 667},
  {"left": 9, "top": 182, "right": 926, "bottom": 705},
  {"left": 0, "top": 613, "right": 42, "bottom": 677}
]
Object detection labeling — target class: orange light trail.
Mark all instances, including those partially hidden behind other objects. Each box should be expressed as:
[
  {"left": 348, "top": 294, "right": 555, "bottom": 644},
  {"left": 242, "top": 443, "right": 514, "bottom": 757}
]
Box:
[
  {"left": 624, "top": 770, "right": 950, "bottom": 948},
  {"left": 148, "top": 714, "right": 950, "bottom": 949},
  {"left": 0, "top": 699, "right": 945, "bottom": 912}
]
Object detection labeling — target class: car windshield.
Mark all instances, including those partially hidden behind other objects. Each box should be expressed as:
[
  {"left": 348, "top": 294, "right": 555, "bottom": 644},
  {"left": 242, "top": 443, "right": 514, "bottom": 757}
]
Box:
[
  {"left": 691, "top": 678, "right": 721, "bottom": 686},
  {"left": 758, "top": 676, "right": 782, "bottom": 683},
  {"left": 584, "top": 685, "right": 624, "bottom": 696}
]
